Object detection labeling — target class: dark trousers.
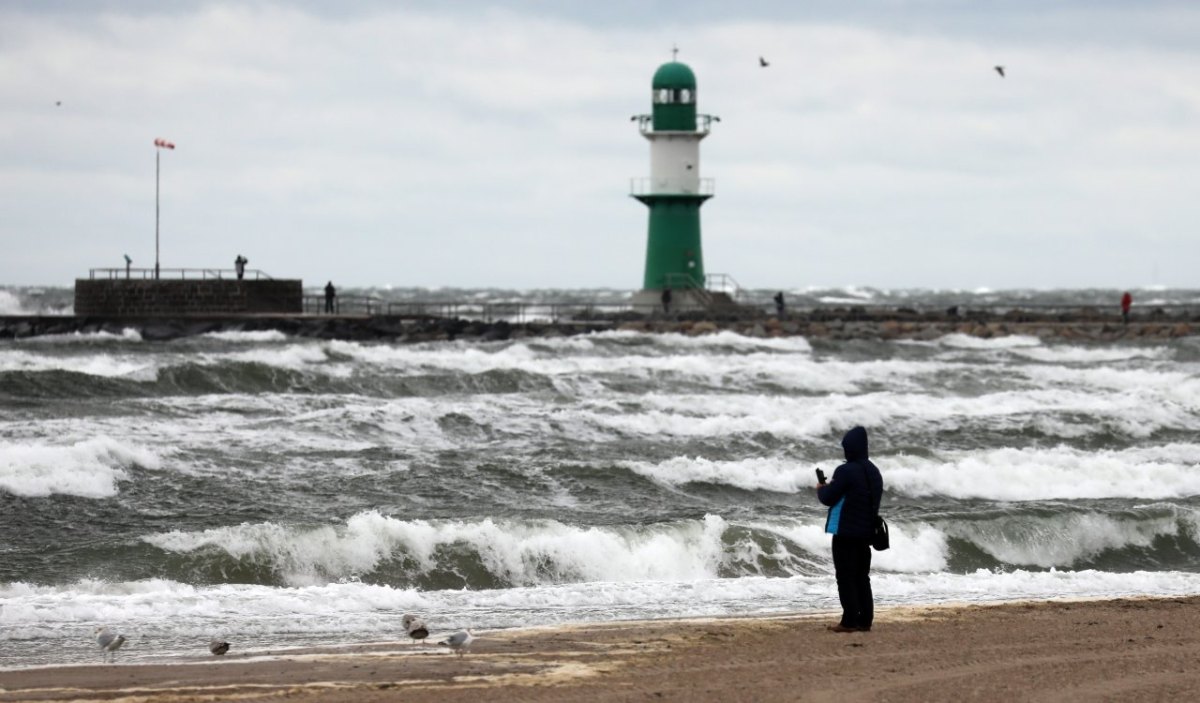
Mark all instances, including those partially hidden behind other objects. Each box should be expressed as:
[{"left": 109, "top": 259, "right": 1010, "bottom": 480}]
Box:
[{"left": 832, "top": 534, "right": 873, "bottom": 630}]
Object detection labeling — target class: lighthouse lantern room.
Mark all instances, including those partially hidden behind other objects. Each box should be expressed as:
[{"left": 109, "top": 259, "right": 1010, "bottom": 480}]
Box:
[{"left": 630, "top": 52, "right": 719, "bottom": 313}]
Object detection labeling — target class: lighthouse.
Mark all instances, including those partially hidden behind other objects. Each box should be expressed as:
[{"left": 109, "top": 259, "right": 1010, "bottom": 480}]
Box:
[{"left": 630, "top": 53, "right": 719, "bottom": 313}]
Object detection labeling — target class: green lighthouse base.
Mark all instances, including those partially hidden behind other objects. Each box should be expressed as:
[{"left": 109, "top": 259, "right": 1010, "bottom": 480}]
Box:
[{"left": 630, "top": 288, "right": 740, "bottom": 316}]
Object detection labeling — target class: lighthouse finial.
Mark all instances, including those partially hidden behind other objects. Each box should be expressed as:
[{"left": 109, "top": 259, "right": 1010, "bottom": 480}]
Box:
[{"left": 672, "top": 44, "right": 679, "bottom": 61}]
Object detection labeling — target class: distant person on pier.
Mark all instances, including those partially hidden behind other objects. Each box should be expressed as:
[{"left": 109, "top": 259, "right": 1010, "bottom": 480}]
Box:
[
  {"left": 1121, "top": 291, "right": 1132, "bottom": 324},
  {"left": 124, "top": 254, "right": 132, "bottom": 279},
  {"left": 774, "top": 291, "right": 785, "bottom": 317},
  {"left": 325, "top": 281, "right": 336, "bottom": 314},
  {"left": 661, "top": 288, "right": 672, "bottom": 314},
  {"left": 234, "top": 255, "right": 248, "bottom": 280}
]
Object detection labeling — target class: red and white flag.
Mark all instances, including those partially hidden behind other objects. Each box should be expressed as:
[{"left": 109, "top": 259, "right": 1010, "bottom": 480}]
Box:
[{"left": 153, "top": 138, "right": 175, "bottom": 149}]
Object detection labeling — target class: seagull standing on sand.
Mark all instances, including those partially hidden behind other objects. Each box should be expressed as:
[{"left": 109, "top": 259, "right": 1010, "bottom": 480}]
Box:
[
  {"left": 437, "top": 629, "right": 474, "bottom": 658},
  {"left": 994, "top": 65, "right": 1005, "bottom": 77},
  {"left": 209, "top": 640, "right": 231, "bottom": 656},
  {"left": 95, "top": 627, "right": 126, "bottom": 662},
  {"left": 402, "top": 614, "right": 429, "bottom": 645}
]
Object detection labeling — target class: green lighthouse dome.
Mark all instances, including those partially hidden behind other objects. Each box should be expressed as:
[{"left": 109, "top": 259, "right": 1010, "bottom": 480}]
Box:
[
  {"left": 652, "top": 61, "right": 697, "bottom": 90},
  {"left": 650, "top": 61, "right": 698, "bottom": 131}
]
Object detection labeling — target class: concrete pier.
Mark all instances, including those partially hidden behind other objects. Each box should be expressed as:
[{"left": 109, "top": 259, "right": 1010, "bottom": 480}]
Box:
[{"left": 74, "top": 278, "right": 302, "bottom": 316}]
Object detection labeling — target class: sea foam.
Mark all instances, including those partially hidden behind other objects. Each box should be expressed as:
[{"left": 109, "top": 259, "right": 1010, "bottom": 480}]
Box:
[
  {"left": 0, "top": 437, "right": 159, "bottom": 498},
  {"left": 624, "top": 443, "right": 1200, "bottom": 502},
  {"left": 200, "top": 330, "right": 290, "bottom": 343},
  {"left": 19, "top": 328, "right": 143, "bottom": 344},
  {"left": 935, "top": 333, "right": 1043, "bottom": 350},
  {"left": 139, "top": 509, "right": 1133, "bottom": 589},
  {"left": 943, "top": 509, "right": 1192, "bottom": 568},
  {"left": 143, "top": 511, "right": 735, "bottom": 586},
  {"left": 0, "top": 290, "right": 28, "bottom": 315},
  {"left": 0, "top": 349, "right": 156, "bottom": 379},
  {"left": 887, "top": 444, "right": 1200, "bottom": 501}
]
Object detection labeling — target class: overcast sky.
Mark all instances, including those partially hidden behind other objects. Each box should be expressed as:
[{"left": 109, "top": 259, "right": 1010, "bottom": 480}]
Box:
[{"left": 2, "top": 1, "right": 1198, "bottom": 290}]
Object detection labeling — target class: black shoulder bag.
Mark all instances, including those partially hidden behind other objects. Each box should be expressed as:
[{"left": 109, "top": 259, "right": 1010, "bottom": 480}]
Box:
[
  {"left": 871, "top": 514, "right": 889, "bottom": 551},
  {"left": 867, "top": 463, "right": 889, "bottom": 551}
]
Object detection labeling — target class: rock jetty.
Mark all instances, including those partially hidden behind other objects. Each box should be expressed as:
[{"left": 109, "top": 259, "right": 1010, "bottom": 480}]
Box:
[{"left": 0, "top": 307, "right": 1194, "bottom": 343}]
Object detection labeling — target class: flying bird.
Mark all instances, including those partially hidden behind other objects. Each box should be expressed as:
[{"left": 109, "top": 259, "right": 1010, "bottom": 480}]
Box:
[
  {"left": 759, "top": 56, "right": 769, "bottom": 67},
  {"left": 55, "top": 101, "right": 61, "bottom": 106},
  {"left": 994, "top": 65, "right": 1005, "bottom": 77},
  {"left": 95, "top": 627, "right": 126, "bottom": 663},
  {"left": 209, "top": 640, "right": 230, "bottom": 656},
  {"left": 437, "top": 629, "right": 474, "bottom": 658},
  {"left": 402, "top": 614, "right": 429, "bottom": 645}
]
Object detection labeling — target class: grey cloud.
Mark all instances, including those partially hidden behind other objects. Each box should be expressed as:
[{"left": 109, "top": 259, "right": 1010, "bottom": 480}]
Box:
[{"left": 0, "top": 2, "right": 1197, "bottom": 289}]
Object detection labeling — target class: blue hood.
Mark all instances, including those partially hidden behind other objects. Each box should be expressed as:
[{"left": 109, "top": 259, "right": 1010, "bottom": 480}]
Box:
[{"left": 842, "top": 426, "right": 869, "bottom": 461}]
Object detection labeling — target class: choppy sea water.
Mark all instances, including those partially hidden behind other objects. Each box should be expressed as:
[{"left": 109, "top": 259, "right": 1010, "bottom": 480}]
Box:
[{"left": 3, "top": 286, "right": 1200, "bottom": 668}]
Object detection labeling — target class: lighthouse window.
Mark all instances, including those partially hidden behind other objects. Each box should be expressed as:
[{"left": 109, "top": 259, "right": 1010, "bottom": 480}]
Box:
[{"left": 653, "top": 88, "right": 695, "bottom": 104}]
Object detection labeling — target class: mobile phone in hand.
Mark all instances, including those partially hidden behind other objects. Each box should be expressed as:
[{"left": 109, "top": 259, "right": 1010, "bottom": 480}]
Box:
[{"left": 816, "top": 468, "right": 826, "bottom": 484}]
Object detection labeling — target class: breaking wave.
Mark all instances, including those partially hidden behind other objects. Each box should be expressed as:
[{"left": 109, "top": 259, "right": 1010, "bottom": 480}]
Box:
[{"left": 0, "top": 437, "right": 160, "bottom": 498}]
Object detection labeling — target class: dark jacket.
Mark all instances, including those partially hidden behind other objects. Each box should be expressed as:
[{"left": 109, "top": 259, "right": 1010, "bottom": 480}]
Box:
[{"left": 817, "top": 426, "right": 884, "bottom": 538}]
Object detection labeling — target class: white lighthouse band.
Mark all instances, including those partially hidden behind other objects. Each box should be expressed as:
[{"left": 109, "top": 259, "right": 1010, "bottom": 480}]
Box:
[{"left": 630, "top": 115, "right": 717, "bottom": 197}]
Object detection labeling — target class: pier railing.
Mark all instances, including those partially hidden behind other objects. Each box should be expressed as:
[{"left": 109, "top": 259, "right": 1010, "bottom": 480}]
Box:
[
  {"left": 361, "top": 300, "right": 1200, "bottom": 325},
  {"left": 294, "top": 299, "right": 645, "bottom": 322},
  {"left": 89, "top": 267, "right": 274, "bottom": 281},
  {"left": 302, "top": 295, "right": 387, "bottom": 316},
  {"left": 705, "top": 273, "right": 746, "bottom": 302},
  {"left": 383, "top": 301, "right": 638, "bottom": 323}
]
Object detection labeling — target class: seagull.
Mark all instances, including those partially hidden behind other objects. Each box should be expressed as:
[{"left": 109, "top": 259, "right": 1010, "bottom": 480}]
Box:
[
  {"left": 437, "top": 629, "right": 474, "bottom": 658},
  {"left": 402, "top": 614, "right": 429, "bottom": 646},
  {"left": 209, "top": 640, "right": 231, "bottom": 656},
  {"left": 759, "top": 56, "right": 769, "bottom": 67},
  {"left": 55, "top": 101, "right": 61, "bottom": 106},
  {"left": 994, "top": 65, "right": 1005, "bottom": 77},
  {"left": 95, "top": 627, "right": 126, "bottom": 663}
]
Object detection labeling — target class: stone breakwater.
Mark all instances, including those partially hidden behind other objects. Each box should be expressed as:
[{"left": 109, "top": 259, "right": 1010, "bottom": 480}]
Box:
[
  {"left": 0, "top": 309, "right": 1195, "bottom": 342},
  {"left": 622, "top": 317, "right": 1196, "bottom": 342}
]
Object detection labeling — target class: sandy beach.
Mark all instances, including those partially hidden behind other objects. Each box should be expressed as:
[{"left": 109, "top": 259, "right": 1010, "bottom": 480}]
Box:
[{"left": 4, "top": 596, "right": 1199, "bottom": 702}]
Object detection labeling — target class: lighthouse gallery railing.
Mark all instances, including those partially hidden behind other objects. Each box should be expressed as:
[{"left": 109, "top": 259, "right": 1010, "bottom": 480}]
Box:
[{"left": 629, "top": 177, "right": 714, "bottom": 197}]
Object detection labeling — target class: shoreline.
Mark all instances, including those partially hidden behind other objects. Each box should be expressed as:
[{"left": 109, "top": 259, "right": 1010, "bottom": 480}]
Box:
[{"left": 4, "top": 594, "right": 1200, "bottom": 702}]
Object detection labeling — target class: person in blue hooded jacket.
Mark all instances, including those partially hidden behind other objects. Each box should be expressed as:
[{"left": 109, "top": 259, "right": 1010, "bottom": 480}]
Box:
[{"left": 816, "top": 426, "right": 884, "bottom": 632}]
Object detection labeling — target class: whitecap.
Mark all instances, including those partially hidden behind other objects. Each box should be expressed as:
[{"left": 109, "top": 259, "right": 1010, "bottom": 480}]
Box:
[
  {"left": 200, "top": 330, "right": 290, "bottom": 343},
  {"left": 142, "top": 511, "right": 735, "bottom": 587},
  {"left": 887, "top": 444, "right": 1200, "bottom": 501},
  {"left": 0, "top": 437, "right": 160, "bottom": 498}
]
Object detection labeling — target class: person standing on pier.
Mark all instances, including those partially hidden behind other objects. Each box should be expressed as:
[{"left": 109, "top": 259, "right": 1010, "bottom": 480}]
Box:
[
  {"left": 1121, "top": 291, "right": 1132, "bottom": 324},
  {"left": 774, "top": 291, "right": 785, "bottom": 317},
  {"left": 324, "top": 281, "right": 337, "bottom": 314},
  {"left": 661, "top": 288, "right": 672, "bottom": 314},
  {"left": 234, "top": 255, "right": 248, "bottom": 280}
]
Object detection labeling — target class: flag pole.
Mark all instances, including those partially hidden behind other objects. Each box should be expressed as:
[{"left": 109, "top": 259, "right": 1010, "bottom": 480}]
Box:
[
  {"left": 153, "top": 138, "right": 174, "bottom": 280},
  {"left": 155, "top": 148, "right": 160, "bottom": 280}
]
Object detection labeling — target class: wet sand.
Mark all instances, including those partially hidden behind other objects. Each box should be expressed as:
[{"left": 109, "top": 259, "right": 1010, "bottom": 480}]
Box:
[{"left": 4, "top": 596, "right": 1199, "bottom": 703}]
